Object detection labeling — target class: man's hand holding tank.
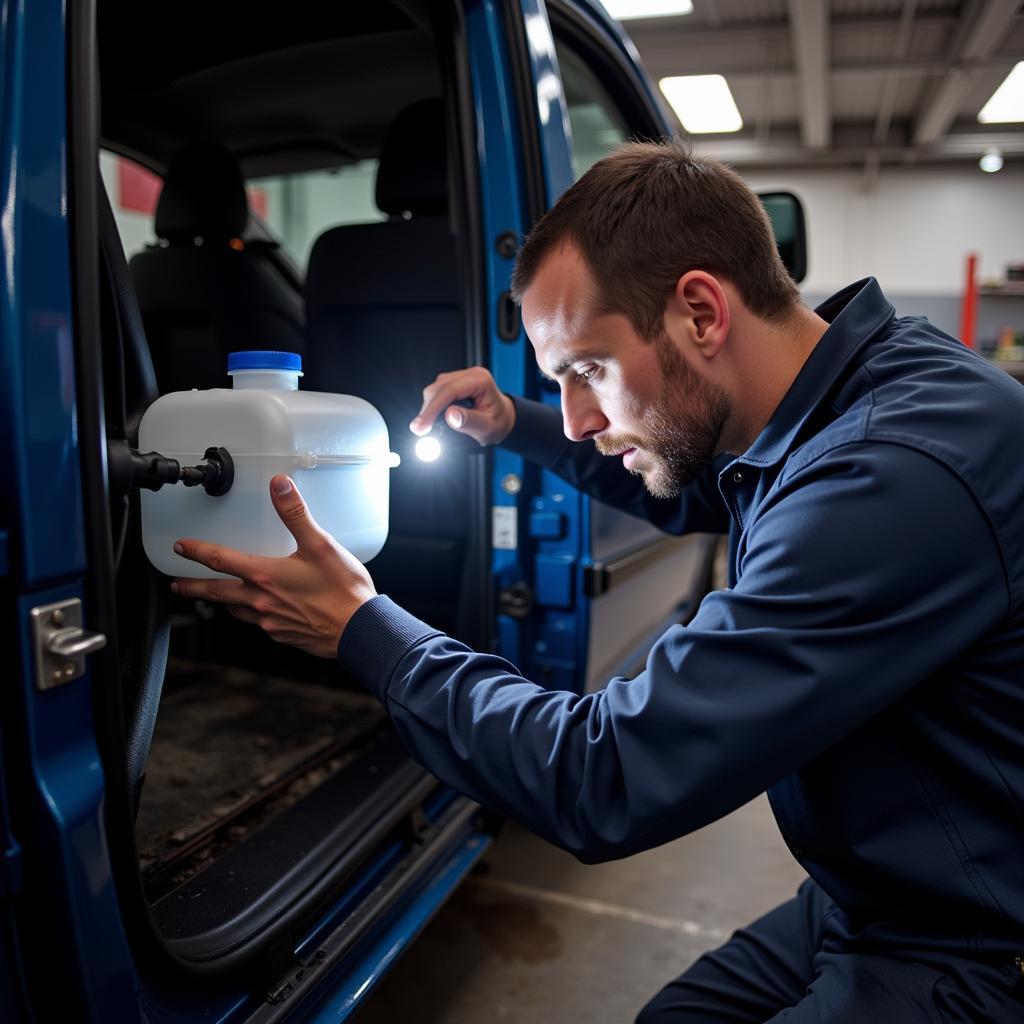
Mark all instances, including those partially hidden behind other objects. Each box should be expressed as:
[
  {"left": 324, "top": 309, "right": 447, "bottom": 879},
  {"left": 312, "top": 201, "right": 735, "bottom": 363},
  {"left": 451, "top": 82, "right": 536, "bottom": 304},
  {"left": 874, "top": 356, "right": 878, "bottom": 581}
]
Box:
[
  {"left": 171, "top": 475, "right": 376, "bottom": 658},
  {"left": 410, "top": 366, "right": 516, "bottom": 446}
]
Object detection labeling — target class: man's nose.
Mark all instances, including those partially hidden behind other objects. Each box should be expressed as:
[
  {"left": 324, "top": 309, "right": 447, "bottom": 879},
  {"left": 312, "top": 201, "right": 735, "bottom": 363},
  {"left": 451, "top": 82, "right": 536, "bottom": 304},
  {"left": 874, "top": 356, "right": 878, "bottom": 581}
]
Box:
[{"left": 561, "top": 389, "right": 608, "bottom": 442}]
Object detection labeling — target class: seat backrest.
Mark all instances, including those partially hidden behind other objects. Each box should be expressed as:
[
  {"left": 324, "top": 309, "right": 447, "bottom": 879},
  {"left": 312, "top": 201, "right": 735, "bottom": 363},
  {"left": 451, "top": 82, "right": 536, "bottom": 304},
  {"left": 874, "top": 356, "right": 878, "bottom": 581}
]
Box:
[
  {"left": 130, "top": 142, "right": 304, "bottom": 394},
  {"left": 304, "top": 99, "right": 473, "bottom": 630}
]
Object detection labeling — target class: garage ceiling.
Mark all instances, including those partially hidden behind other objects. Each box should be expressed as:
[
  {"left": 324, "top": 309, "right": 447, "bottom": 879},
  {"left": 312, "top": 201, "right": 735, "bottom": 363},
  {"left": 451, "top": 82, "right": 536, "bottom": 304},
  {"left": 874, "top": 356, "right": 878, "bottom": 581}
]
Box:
[{"left": 620, "top": 0, "right": 1024, "bottom": 173}]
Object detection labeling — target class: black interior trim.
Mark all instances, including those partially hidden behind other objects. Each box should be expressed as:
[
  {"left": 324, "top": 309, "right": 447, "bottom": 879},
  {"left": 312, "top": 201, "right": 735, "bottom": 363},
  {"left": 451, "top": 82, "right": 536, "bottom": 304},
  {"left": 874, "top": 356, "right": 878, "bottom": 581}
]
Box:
[{"left": 154, "top": 730, "right": 437, "bottom": 968}]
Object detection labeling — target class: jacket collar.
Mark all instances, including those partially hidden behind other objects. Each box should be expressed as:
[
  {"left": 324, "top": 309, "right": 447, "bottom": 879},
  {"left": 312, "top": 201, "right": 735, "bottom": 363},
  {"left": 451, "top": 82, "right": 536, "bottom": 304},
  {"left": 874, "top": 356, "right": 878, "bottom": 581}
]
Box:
[{"left": 734, "top": 277, "right": 896, "bottom": 470}]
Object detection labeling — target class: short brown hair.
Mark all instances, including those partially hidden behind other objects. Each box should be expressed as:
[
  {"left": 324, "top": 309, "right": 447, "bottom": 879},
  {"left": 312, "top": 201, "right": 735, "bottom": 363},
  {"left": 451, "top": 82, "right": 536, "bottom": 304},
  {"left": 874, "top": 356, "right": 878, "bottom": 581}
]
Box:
[{"left": 510, "top": 140, "right": 800, "bottom": 338}]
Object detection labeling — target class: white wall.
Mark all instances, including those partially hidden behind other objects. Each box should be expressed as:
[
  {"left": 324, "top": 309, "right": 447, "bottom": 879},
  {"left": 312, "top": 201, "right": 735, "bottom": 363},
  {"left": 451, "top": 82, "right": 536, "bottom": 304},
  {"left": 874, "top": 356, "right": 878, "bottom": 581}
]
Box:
[
  {"left": 100, "top": 150, "right": 156, "bottom": 259},
  {"left": 743, "top": 165, "right": 1024, "bottom": 298}
]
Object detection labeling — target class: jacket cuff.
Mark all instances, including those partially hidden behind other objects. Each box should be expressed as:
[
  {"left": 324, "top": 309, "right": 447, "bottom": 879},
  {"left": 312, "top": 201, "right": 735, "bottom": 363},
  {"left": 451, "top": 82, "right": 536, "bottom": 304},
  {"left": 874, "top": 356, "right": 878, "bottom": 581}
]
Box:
[
  {"left": 337, "top": 595, "right": 441, "bottom": 701},
  {"left": 503, "top": 396, "right": 570, "bottom": 468}
]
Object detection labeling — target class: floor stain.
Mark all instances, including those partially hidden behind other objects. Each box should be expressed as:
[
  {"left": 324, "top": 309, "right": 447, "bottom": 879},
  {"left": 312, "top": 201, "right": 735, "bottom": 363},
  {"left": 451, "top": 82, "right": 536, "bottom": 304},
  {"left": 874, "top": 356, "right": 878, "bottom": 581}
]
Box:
[{"left": 457, "top": 892, "right": 564, "bottom": 965}]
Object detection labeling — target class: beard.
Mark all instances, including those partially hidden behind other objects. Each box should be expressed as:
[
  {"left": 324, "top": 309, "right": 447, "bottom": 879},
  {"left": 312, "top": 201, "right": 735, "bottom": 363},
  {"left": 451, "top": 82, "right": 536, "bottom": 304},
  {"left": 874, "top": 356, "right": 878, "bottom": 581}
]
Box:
[{"left": 595, "top": 336, "right": 731, "bottom": 499}]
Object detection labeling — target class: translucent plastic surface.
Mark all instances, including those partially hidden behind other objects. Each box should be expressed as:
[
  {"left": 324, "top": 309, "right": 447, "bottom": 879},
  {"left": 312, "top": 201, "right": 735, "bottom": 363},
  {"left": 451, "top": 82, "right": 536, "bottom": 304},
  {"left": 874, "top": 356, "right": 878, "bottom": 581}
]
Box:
[{"left": 138, "top": 376, "right": 390, "bottom": 579}]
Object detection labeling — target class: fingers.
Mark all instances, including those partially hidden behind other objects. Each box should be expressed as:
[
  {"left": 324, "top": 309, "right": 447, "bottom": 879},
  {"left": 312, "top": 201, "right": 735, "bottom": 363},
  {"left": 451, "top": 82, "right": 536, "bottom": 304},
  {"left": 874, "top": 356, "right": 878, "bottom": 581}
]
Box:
[
  {"left": 411, "top": 380, "right": 463, "bottom": 435},
  {"left": 268, "top": 475, "right": 326, "bottom": 550},
  {"left": 174, "top": 538, "right": 259, "bottom": 580},
  {"left": 443, "top": 404, "right": 487, "bottom": 440},
  {"left": 225, "top": 604, "right": 261, "bottom": 625},
  {"left": 411, "top": 369, "right": 492, "bottom": 435},
  {"left": 171, "top": 575, "right": 251, "bottom": 604}
]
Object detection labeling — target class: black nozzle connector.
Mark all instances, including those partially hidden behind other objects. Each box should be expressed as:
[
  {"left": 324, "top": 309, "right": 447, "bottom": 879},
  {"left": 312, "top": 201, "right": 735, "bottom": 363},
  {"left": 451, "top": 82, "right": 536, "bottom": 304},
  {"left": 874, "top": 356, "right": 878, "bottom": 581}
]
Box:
[
  {"left": 107, "top": 440, "right": 234, "bottom": 497},
  {"left": 108, "top": 440, "right": 182, "bottom": 493},
  {"left": 180, "top": 447, "right": 234, "bottom": 497}
]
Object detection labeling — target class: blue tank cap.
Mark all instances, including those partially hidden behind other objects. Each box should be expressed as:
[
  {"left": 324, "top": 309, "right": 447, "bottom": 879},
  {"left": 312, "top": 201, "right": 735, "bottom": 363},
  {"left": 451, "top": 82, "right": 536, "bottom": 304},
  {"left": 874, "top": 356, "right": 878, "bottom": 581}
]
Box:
[{"left": 227, "top": 350, "right": 303, "bottom": 374}]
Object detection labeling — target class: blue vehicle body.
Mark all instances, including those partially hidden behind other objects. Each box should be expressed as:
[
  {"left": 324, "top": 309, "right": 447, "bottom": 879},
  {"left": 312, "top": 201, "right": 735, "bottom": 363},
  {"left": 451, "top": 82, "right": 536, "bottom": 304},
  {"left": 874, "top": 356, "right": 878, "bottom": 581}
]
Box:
[{"left": 0, "top": 0, "right": 737, "bottom": 1019}]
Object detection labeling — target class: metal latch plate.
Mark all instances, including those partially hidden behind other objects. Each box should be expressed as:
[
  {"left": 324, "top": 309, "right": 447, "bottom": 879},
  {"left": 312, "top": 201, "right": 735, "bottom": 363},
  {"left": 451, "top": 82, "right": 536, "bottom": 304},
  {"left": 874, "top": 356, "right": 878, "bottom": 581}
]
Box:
[{"left": 29, "top": 598, "right": 107, "bottom": 691}]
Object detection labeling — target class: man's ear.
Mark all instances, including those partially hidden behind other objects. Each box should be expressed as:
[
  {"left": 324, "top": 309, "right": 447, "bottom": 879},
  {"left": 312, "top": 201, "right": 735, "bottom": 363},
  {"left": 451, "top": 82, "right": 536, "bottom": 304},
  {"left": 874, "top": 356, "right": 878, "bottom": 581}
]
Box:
[{"left": 668, "top": 271, "right": 730, "bottom": 359}]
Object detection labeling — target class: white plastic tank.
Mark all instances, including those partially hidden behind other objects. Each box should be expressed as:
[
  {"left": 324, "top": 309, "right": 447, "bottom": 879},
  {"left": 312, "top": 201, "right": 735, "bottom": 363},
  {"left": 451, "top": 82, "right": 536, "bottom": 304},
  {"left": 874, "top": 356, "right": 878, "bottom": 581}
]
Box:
[{"left": 138, "top": 350, "right": 392, "bottom": 578}]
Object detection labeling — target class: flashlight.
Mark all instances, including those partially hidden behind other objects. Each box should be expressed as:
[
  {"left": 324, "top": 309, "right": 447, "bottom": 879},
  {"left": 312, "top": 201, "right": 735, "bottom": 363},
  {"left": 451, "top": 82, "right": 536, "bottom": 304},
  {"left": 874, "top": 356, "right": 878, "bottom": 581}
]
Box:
[
  {"left": 415, "top": 435, "right": 442, "bottom": 462},
  {"left": 412, "top": 399, "right": 485, "bottom": 462}
]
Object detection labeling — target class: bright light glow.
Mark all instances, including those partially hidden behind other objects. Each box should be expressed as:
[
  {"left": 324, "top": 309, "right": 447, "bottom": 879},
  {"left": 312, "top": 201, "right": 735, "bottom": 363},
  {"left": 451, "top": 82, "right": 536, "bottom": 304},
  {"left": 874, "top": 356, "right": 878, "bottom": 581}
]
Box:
[
  {"left": 659, "top": 75, "right": 743, "bottom": 134},
  {"left": 980, "top": 149, "right": 1004, "bottom": 173},
  {"left": 415, "top": 436, "right": 442, "bottom": 463},
  {"left": 978, "top": 62, "right": 1024, "bottom": 124},
  {"left": 602, "top": 0, "right": 693, "bottom": 20},
  {"left": 387, "top": 451, "right": 402, "bottom": 469}
]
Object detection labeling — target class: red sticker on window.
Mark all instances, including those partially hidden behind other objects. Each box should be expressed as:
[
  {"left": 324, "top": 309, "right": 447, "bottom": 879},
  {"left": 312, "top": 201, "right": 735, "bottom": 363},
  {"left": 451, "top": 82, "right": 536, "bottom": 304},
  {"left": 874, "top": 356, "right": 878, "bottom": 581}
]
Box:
[
  {"left": 118, "top": 159, "right": 162, "bottom": 215},
  {"left": 247, "top": 187, "right": 268, "bottom": 220}
]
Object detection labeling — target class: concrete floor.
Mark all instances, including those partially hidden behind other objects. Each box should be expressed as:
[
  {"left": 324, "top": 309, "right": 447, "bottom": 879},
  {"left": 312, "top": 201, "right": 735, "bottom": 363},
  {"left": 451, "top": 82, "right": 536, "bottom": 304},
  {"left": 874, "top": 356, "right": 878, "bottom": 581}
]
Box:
[{"left": 356, "top": 795, "right": 807, "bottom": 1022}]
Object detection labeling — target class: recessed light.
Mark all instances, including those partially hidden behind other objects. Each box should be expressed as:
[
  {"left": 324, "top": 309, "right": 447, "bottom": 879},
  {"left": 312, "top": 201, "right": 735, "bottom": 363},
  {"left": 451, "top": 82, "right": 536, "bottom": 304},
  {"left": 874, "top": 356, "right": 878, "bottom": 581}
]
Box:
[
  {"left": 978, "top": 62, "right": 1024, "bottom": 124},
  {"left": 602, "top": 0, "right": 693, "bottom": 20},
  {"left": 659, "top": 75, "right": 743, "bottom": 134}
]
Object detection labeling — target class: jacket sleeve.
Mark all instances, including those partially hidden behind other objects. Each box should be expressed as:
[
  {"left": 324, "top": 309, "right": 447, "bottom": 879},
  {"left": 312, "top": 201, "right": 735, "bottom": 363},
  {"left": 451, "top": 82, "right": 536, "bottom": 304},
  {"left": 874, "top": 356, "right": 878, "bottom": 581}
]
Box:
[
  {"left": 502, "top": 395, "right": 730, "bottom": 535},
  {"left": 338, "top": 442, "right": 1007, "bottom": 863}
]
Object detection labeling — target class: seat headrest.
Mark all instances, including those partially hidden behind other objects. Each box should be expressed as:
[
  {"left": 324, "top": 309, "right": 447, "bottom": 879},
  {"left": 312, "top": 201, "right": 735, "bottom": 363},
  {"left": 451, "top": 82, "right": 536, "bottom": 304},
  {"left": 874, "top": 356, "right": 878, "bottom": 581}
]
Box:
[
  {"left": 155, "top": 142, "right": 249, "bottom": 244},
  {"left": 375, "top": 98, "right": 448, "bottom": 218}
]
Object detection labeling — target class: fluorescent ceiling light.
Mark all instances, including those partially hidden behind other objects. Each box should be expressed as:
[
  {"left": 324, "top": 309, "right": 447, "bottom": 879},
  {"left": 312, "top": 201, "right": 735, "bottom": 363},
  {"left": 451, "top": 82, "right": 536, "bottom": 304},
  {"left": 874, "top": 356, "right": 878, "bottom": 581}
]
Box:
[
  {"left": 602, "top": 0, "right": 693, "bottom": 20},
  {"left": 660, "top": 75, "right": 743, "bottom": 133},
  {"left": 978, "top": 62, "right": 1024, "bottom": 123}
]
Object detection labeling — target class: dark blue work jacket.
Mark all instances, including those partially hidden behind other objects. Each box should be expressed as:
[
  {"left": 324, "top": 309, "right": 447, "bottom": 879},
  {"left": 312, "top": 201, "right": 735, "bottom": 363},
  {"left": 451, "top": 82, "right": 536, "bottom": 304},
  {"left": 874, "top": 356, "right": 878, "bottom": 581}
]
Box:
[{"left": 339, "top": 278, "right": 1024, "bottom": 964}]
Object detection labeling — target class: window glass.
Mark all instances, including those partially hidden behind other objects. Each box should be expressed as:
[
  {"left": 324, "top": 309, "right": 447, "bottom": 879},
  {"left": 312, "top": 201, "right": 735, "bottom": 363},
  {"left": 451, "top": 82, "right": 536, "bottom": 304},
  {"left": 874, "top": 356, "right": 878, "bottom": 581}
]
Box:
[
  {"left": 99, "top": 149, "right": 161, "bottom": 260},
  {"left": 100, "top": 149, "right": 384, "bottom": 276},
  {"left": 554, "top": 40, "right": 630, "bottom": 180},
  {"left": 248, "top": 160, "right": 385, "bottom": 271}
]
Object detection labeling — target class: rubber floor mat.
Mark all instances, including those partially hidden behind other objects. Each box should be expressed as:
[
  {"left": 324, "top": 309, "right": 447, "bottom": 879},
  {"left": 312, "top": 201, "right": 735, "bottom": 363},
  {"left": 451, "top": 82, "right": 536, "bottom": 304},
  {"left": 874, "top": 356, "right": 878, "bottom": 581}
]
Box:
[{"left": 135, "top": 660, "right": 385, "bottom": 872}]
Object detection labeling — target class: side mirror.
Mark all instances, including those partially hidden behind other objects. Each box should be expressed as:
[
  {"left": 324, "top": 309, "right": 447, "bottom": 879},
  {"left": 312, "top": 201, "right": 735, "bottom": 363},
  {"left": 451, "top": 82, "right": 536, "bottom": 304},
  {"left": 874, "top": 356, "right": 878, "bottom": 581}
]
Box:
[{"left": 759, "top": 191, "right": 807, "bottom": 284}]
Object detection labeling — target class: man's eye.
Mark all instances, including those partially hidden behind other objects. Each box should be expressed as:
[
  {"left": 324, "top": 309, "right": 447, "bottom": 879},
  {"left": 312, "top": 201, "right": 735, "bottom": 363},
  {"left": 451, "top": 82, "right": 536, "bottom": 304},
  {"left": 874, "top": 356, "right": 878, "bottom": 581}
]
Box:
[{"left": 576, "top": 366, "right": 599, "bottom": 385}]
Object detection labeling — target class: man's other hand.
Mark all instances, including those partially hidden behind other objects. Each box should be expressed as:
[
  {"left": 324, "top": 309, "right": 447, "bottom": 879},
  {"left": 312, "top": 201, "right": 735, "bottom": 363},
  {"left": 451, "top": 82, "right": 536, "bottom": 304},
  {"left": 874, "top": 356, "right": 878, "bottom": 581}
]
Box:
[
  {"left": 410, "top": 366, "right": 516, "bottom": 446},
  {"left": 171, "top": 475, "right": 377, "bottom": 658}
]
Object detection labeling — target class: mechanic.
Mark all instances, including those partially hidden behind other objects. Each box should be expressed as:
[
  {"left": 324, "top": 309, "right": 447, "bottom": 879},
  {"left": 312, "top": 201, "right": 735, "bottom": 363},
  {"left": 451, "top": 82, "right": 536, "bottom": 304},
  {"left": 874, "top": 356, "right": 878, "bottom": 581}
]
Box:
[{"left": 171, "top": 141, "right": 1024, "bottom": 1022}]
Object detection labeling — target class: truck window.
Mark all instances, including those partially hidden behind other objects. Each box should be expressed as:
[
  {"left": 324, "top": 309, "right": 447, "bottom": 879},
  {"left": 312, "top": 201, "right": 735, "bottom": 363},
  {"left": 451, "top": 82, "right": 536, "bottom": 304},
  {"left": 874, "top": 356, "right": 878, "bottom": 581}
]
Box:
[
  {"left": 249, "top": 159, "right": 384, "bottom": 272},
  {"left": 556, "top": 41, "right": 630, "bottom": 179},
  {"left": 100, "top": 149, "right": 382, "bottom": 280}
]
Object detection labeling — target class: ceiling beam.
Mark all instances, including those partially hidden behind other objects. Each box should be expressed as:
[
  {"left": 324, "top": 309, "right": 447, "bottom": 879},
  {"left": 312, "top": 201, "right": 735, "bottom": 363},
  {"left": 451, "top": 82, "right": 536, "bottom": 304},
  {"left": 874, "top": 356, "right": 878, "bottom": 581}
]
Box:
[
  {"left": 913, "top": 0, "right": 1022, "bottom": 145},
  {"left": 694, "top": 127, "right": 1024, "bottom": 169},
  {"left": 627, "top": 13, "right": 959, "bottom": 52},
  {"left": 872, "top": 0, "right": 918, "bottom": 148},
  {"left": 788, "top": 0, "right": 831, "bottom": 148},
  {"left": 637, "top": 54, "right": 1017, "bottom": 82}
]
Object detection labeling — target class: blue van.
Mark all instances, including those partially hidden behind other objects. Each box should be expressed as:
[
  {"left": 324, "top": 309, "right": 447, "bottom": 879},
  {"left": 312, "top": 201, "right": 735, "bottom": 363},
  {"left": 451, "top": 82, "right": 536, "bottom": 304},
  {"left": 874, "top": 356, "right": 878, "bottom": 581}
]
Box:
[{"left": 0, "top": 1, "right": 805, "bottom": 1019}]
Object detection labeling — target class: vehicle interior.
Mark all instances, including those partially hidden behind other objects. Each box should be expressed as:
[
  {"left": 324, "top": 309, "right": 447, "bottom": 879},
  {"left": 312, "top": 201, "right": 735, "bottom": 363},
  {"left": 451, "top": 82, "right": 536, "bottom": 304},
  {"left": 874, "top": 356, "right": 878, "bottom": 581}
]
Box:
[{"left": 93, "top": 0, "right": 492, "bottom": 982}]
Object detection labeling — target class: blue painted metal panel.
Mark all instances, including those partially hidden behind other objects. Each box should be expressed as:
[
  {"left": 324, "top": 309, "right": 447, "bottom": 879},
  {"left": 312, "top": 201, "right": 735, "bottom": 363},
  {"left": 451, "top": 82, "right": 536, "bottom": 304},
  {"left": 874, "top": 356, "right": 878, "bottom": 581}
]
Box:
[
  {"left": 528, "top": 510, "right": 564, "bottom": 539},
  {"left": 535, "top": 553, "right": 574, "bottom": 608},
  {"left": 512, "top": 1, "right": 593, "bottom": 692},
  {"left": 14, "top": 585, "right": 140, "bottom": 1020},
  {"left": 300, "top": 832, "right": 491, "bottom": 1024},
  {"left": 518, "top": 0, "right": 575, "bottom": 205},
  {"left": 468, "top": 0, "right": 537, "bottom": 671},
  {"left": 0, "top": 0, "right": 86, "bottom": 588},
  {"left": 0, "top": 0, "right": 141, "bottom": 1018}
]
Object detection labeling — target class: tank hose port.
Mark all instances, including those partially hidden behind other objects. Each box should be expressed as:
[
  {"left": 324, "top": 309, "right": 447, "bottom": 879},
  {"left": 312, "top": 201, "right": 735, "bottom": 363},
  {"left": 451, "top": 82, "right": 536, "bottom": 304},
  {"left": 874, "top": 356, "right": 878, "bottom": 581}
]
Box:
[
  {"left": 180, "top": 447, "right": 234, "bottom": 496},
  {"left": 107, "top": 440, "right": 235, "bottom": 497}
]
